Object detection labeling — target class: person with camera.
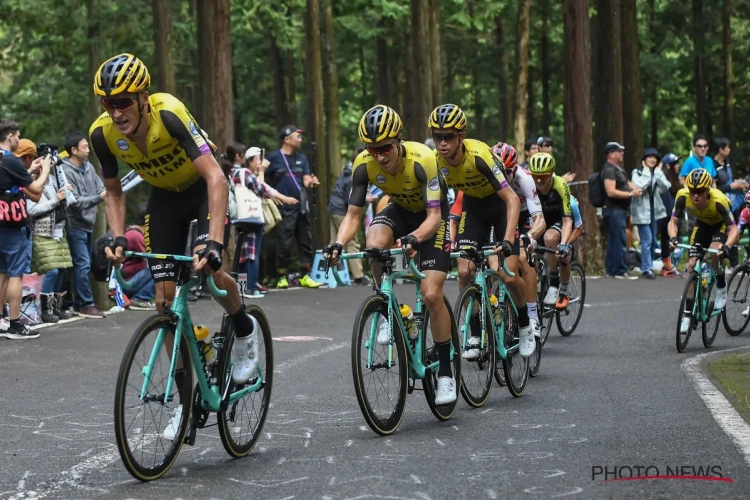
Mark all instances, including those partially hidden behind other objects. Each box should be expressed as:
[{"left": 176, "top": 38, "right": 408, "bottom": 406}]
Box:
[
  {"left": 0, "top": 120, "right": 53, "bottom": 339},
  {"left": 24, "top": 141, "right": 74, "bottom": 323}
]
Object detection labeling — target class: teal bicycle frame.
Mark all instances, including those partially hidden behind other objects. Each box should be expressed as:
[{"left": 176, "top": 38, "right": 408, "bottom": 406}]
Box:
[
  {"left": 451, "top": 249, "right": 518, "bottom": 361},
  {"left": 675, "top": 244, "right": 723, "bottom": 323},
  {"left": 115, "top": 251, "right": 264, "bottom": 412},
  {"left": 332, "top": 248, "right": 451, "bottom": 380}
]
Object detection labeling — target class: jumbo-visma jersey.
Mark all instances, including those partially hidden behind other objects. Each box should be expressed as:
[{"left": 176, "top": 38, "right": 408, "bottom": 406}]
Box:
[
  {"left": 434, "top": 138, "right": 509, "bottom": 199},
  {"left": 672, "top": 187, "right": 735, "bottom": 226},
  {"left": 89, "top": 93, "right": 214, "bottom": 193}
]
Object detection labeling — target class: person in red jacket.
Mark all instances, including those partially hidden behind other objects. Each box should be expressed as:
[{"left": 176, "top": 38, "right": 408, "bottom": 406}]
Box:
[{"left": 122, "top": 203, "right": 155, "bottom": 310}]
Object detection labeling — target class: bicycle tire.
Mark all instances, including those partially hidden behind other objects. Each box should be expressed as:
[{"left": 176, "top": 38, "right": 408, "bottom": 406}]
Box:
[
  {"left": 501, "top": 293, "right": 529, "bottom": 397},
  {"left": 676, "top": 272, "right": 698, "bottom": 353},
  {"left": 723, "top": 266, "right": 750, "bottom": 336},
  {"left": 351, "top": 295, "right": 408, "bottom": 436},
  {"left": 702, "top": 279, "right": 720, "bottom": 348},
  {"left": 536, "top": 261, "right": 554, "bottom": 346},
  {"left": 454, "top": 285, "right": 495, "bottom": 407},
  {"left": 528, "top": 336, "right": 542, "bottom": 377},
  {"left": 114, "top": 314, "right": 193, "bottom": 481},
  {"left": 217, "top": 304, "right": 274, "bottom": 457},
  {"left": 423, "top": 294, "right": 461, "bottom": 420},
  {"left": 556, "top": 262, "right": 586, "bottom": 336}
]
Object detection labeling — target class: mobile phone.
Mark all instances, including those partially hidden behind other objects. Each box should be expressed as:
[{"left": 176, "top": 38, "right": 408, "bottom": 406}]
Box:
[{"left": 261, "top": 148, "right": 265, "bottom": 163}]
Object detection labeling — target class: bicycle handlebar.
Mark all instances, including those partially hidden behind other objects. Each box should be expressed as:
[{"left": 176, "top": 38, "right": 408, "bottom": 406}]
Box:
[
  {"left": 450, "top": 247, "right": 516, "bottom": 278},
  {"left": 114, "top": 251, "right": 228, "bottom": 298},
  {"left": 329, "top": 247, "right": 425, "bottom": 286}
]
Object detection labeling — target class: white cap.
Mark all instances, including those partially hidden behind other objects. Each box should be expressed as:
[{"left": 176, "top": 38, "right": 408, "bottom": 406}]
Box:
[{"left": 245, "top": 146, "right": 261, "bottom": 160}]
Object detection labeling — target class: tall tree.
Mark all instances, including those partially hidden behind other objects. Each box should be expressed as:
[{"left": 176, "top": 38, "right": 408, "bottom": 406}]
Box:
[
  {"left": 513, "top": 0, "right": 531, "bottom": 157},
  {"left": 692, "top": 0, "right": 708, "bottom": 134},
  {"left": 647, "top": 0, "right": 657, "bottom": 147},
  {"left": 495, "top": 14, "right": 510, "bottom": 141},
  {"left": 564, "top": 0, "right": 602, "bottom": 269},
  {"left": 406, "top": 0, "right": 434, "bottom": 140},
  {"left": 270, "top": 35, "right": 293, "bottom": 126},
  {"left": 376, "top": 19, "right": 392, "bottom": 106},
  {"left": 722, "top": 0, "right": 733, "bottom": 139},
  {"left": 152, "top": 0, "right": 176, "bottom": 94},
  {"left": 593, "top": 0, "right": 623, "bottom": 167},
  {"left": 429, "top": 0, "right": 442, "bottom": 105},
  {"left": 541, "top": 0, "right": 551, "bottom": 135},
  {"left": 322, "top": 0, "right": 342, "bottom": 188},
  {"left": 285, "top": 50, "right": 298, "bottom": 124},
  {"left": 469, "top": 0, "right": 484, "bottom": 139},
  {"left": 621, "top": 0, "right": 643, "bottom": 169}
]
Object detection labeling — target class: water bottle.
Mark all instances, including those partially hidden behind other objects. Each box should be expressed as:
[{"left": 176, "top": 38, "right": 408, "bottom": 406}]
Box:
[
  {"left": 193, "top": 325, "right": 216, "bottom": 366},
  {"left": 489, "top": 295, "right": 501, "bottom": 326},
  {"left": 701, "top": 263, "right": 710, "bottom": 289},
  {"left": 399, "top": 304, "right": 418, "bottom": 340}
]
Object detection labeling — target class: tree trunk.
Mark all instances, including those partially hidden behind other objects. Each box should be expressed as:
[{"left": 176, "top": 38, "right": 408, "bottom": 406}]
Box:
[
  {"left": 496, "top": 15, "right": 510, "bottom": 142},
  {"left": 722, "top": 0, "right": 733, "bottom": 139},
  {"left": 541, "top": 0, "right": 551, "bottom": 135},
  {"left": 195, "top": 0, "right": 209, "bottom": 126},
  {"left": 526, "top": 62, "right": 535, "bottom": 138},
  {"left": 406, "top": 0, "right": 433, "bottom": 141},
  {"left": 648, "top": 0, "right": 657, "bottom": 147},
  {"left": 304, "top": 0, "right": 328, "bottom": 249},
  {"left": 593, "top": 0, "right": 623, "bottom": 168},
  {"left": 513, "top": 0, "right": 531, "bottom": 157},
  {"left": 359, "top": 43, "right": 368, "bottom": 110},
  {"left": 376, "top": 20, "right": 391, "bottom": 105},
  {"left": 198, "top": 0, "right": 233, "bottom": 153},
  {"left": 469, "top": 0, "right": 483, "bottom": 140},
  {"left": 429, "top": 0, "right": 442, "bottom": 105},
  {"left": 621, "top": 0, "right": 643, "bottom": 171},
  {"left": 564, "top": 0, "right": 602, "bottom": 271},
  {"left": 152, "top": 0, "right": 176, "bottom": 94},
  {"left": 285, "top": 50, "right": 298, "bottom": 124},
  {"left": 270, "top": 35, "right": 292, "bottom": 126},
  {"left": 692, "top": 0, "right": 707, "bottom": 134},
  {"left": 322, "top": 0, "right": 341, "bottom": 205}
]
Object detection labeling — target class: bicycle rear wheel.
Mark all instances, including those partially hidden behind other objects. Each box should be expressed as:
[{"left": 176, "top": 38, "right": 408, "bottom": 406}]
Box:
[
  {"left": 702, "top": 280, "right": 720, "bottom": 348},
  {"left": 351, "top": 295, "right": 408, "bottom": 436},
  {"left": 423, "top": 294, "right": 461, "bottom": 420},
  {"left": 114, "top": 314, "right": 193, "bottom": 481},
  {"left": 676, "top": 272, "right": 699, "bottom": 353},
  {"left": 501, "top": 294, "right": 529, "bottom": 397},
  {"left": 723, "top": 265, "right": 750, "bottom": 336},
  {"left": 455, "top": 285, "right": 495, "bottom": 408},
  {"left": 217, "top": 304, "right": 274, "bottom": 457},
  {"left": 537, "top": 262, "right": 554, "bottom": 346},
  {"left": 528, "top": 336, "right": 542, "bottom": 377},
  {"left": 556, "top": 262, "right": 586, "bottom": 336}
]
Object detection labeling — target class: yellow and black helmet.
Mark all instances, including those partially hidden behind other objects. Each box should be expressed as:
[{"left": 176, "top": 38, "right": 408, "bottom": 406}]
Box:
[
  {"left": 94, "top": 53, "right": 151, "bottom": 97},
  {"left": 358, "top": 105, "right": 402, "bottom": 143},
  {"left": 686, "top": 168, "right": 712, "bottom": 190},
  {"left": 528, "top": 152, "right": 556, "bottom": 174},
  {"left": 428, "top": 104, "right": 467, "bottom": 131}
]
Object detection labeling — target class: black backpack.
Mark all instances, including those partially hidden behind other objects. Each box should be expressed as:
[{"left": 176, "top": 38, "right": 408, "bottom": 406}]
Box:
[
  {"left": 588, "top": 169, "right": 607, "bottom": 208},
  {"left": 91, "top": 234, "right": 114, "bottom": 282}
]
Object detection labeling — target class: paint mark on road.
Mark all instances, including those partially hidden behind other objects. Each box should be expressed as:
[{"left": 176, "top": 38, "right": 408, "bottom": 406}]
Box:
[{"left": 274, "top": 342, "right": 347, "bottom": 374}]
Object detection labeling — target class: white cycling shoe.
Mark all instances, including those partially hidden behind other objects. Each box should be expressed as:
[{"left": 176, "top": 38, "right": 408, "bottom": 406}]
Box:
[
  {"left": 714, "top": 286, "right": 728, "bottom": 310},
  {"left": 434, "top": 376, "right": 457, "bottom": 405},
  {"left": 377, "top": 322, "right": 391, "bottom": 345},
  {"left": 231, "top": 315, "right": 260, "bottom": 384},
  {"left": 530, "top": 318, "right": 542, "bottom": 338},
  {"left": 680, "top": 316, "right": 692, "bottom": 334},
  {"left": 742, "top": 306, "right": 750, "bottom": 317},
  {"left": 162, "top": 405, "right": 183, "bottom": 441},
  {"left": 462, "top": 336, "right": 481, "bottom": 360},
  {"left": 543, "top": 286, "right": 559, "bottom": 306},
  {"left": 519, "top": 326, "right": 535, "bottom": 358}
]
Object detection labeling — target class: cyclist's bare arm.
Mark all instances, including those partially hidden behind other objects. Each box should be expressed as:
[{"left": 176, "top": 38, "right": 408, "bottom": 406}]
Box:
[{"left": 193, "top": 155, "right": 228, "bottom": 245}]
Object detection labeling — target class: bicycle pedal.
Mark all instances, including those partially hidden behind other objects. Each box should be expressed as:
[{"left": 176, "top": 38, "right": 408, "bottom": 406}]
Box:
[{"left": 408, "top": 378, "right": 416, "bottom": 394}]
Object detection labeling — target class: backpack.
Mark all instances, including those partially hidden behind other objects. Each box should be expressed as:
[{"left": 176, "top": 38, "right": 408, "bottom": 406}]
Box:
[
  {"left": 588, "top": 169, "right": 606, "bottom": 208},
  {"left": 91, "top": 234, "right": 114, "bottom": 282}
]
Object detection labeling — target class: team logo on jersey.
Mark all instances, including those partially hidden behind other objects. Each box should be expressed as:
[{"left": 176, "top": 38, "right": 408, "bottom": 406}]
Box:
[
  {"left": 375, "top": 174, "right": 387, "bottom": 184},
  {"left": 117, "top": 139, "right": 129, "bottom": 150},
  {"left": 492, "top": 165, "right": 502, "bottom": 176},
  {"left": 189, "top": 121, "right": 200, "bottom": 137},
  {"left": 428, "top": 178, "right": 440, "bottom": 191},
  {"left": 441, "top": 167, "right": 450, "bottom": 177}
]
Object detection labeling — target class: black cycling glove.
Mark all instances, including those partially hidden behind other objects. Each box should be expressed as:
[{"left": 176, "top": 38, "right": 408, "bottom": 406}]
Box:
[
  {"left": 196, "top": 240, "right": 224, "bottom": 272},
  {"left": 499, "top": 239, "right": 513, "bottom": 258},
  {"left": 400, "top": 234, "right": 420, "bottom": 251},
  {"left": 323, "top": 243, "right": 344, "bottom": 259}
]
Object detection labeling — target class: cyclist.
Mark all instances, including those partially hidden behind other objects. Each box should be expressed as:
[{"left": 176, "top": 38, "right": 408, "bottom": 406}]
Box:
[
  {"left": 528, "top": 153, "right": 574, "bottom": 310},
  {"left": 429, "top": 104, "right": 534, "bottom": 359},
  {"left": 493, "top": 143, "right": 546, "bottom": 338},
  {"left": 668, "top": 168, "right": 738, "bottom": 333},
  {"left": 324, "top": 105, "right": 457, "bottom": 405},
  {"left": 89, "top": 54, "right": 259, "bottom": 392}
]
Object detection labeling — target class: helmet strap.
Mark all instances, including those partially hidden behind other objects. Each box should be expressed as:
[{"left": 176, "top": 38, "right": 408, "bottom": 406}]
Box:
[
  {"left": 128, "top": 95, "right": 147, "bottom": 138},
  {"left": 447, "top": 135, "right": 464, "bottom": 163}
]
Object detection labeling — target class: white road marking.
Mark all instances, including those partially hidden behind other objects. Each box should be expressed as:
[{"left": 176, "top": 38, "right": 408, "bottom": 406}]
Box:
[
  {"left": 17, "top": 471, "right": 29, "bottom": 492},
  {"left": 682, "top": 347, "right": 750, "bottom": 467},
  {"left": 584, "top": 298, "right": 678, "bottom": 308},
  {"left": 274, "top": 342, "right": 347, "bottom": 374},
  {"left": 435, "top": 439, "right": 445, "bottom": 446}
]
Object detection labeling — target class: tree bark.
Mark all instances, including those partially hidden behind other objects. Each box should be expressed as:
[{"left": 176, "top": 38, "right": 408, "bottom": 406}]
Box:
[
  {"left": 322, "top": 0, "right": 341, "bottom": 198},
  {"left": 495, "top": 15, "right": 510, "bottom": 142},
  {"left": 513, "top": 0, "right": 531, "bottom": 157},
  {"left": 152, "top": 0, "right": 176, "bottom": 94},
  {"left": 376, "top": 20, "right": 391, "bottom": 105},
  {"left": 285, "top": 50, "right": 298, "bottom": 124},
  {"left": 359, "top": 43, "right": 368, "bottom": 110},
  {"left": 270, "top": 35, "right": 292, "bottom": 127},
  {"left": 692, "top": 0, "right": 707, "bottom": 134},
  {"left": 405, "top": 0, "right": 433, "bottom": 141},
  {"left": 304, "top": 0, "right": 328, "bottom": 248},
  {"left": 593, "top": 0, "right": 623, "bottom": 168},
  {"left": 564, "top": 0, "right": 602, "bottom": 270},
  {"left": 648, "top": 0, "right": 657, "bottom": 147},
  {"left": 194, "top": 0, "right": 209, "bottom": 126},
  {"left": 621, "top": 0, "right": 643, "bottom": 170},
  {"left": 541, "top": 0, "right": 551, "bottom": 135},
  {"left": 469, "top": 0, "right": 483, "bottom": 140},
  {"left": 722, "top": 0, "right": 733, "bottom": 139},
  {"left": 429, "top": 0, "right": 442, "bottom": 105}
]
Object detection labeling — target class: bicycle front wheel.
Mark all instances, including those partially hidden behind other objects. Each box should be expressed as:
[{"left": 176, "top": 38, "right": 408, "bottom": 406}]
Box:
[
  {"left": 723, "top": 265, "right": 750, "bottom": 336},
  {"left": 556, "top": 262, "right": 586, "bottom": 336},
  {"left": 351, "top": 295, "right": 408, "bottom": 436},
  {"left": 501, "top": 294, "right": 529, "bottom": 397},
  {"left": 537, "top": 263, "right": 554, "bottom": 346},
  {"left": 455, "top": 285, "right": 495, "bottom": 408},
  {"left": 702, "top": 279, "right": 721, "bottom": 348},
  {"left": 114, "top": 314, "right": 193, "bottom": 482},
  {"left": 528, "top": 336, "right": 542, "bottom": 377},
  {"left": 423, "top": 294, "right": 461, "bottom": 420},
  {"left": 217, "top": 304, "right": 274, "bottom": 457},
  {"left": 676, "top": 272, "right": 698, "bottom": 353}
]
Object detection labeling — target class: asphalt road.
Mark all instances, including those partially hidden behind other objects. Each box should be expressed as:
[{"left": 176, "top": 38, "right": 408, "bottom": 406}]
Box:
[{"left": 2, "top": 277, "right": 750, "bottom": 499}]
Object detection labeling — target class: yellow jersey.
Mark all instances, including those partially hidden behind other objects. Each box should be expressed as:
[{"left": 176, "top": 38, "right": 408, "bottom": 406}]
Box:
[
  {"left": 89, "top": 93, "right": 215, "bottom": 193},
  {"left": 349, "top": 141, "right": 446, "bottom": 213},
  {"left": 434, "top": 138, "right": 509, "bottom": 199},
  {"left": 672, "top": 187, "right": 735, "bottom": 227},
  {"left": 537, "top": 175, "right": 572, "bottom": 226}
]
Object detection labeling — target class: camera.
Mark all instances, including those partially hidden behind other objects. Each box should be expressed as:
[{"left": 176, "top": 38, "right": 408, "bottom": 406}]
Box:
[{"left": 36, "top": 143, "right": 64, "bottom": 166}]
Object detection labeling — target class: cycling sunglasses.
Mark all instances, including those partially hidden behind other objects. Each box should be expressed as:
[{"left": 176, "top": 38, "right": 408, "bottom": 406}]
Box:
[
  {"left": 432, "top": 132, "right": 461, "bottom": 143},
  {"left": 367, "top": 141, "right": 398, "bottom": 156},
  {"left": 531, "top": 173, "right": 552, "bottom": 182},
  {"left": 688, "top": 188, "right": 708, "bottom": 196},
  {"left": 101, "top": 96, "right": 138, "bottom": 112}
]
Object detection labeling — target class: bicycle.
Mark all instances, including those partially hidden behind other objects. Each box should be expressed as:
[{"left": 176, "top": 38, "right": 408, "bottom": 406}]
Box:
[
  {"left": 533, "top": 246, "right": 586, "bottom": 348},
  {"left": 328, "top": 247, "right": 460, "bottom": 436},
  {"left": 723, "top": 244, "right": 750, "bottom": 336},
  {"left": 113, "top": 228, "right": 273, "bottom": 481},
  {"left": 452, "top": 246, "right": 529, "bottom": 407},
  {"left": 674, "top": 243, "right": 722, "bottom": 353}
]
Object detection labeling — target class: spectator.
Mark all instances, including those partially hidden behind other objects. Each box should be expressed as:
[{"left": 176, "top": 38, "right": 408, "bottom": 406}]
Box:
[
  {"left": 520, "top": 138, "right": 539, "bottom": 169},
  {"left": 424, "top": 138, "right": 436, "bottom": 150},
  {"left": 679, "top": 134, "right": 716, "bottom": 185},
  {"left": 0, "top": 120, "right": 51, "bottom": 338},
  {"left": 537, "top": 136, "right": 553, "bottom": 154},
  {"left": 25, "top": 139, "right": 74, "bottom": 323},
  {"left": 631, "top": 148, "right": 670, "bottom": 280},
  {"left": 713, "top": 137, "right": 746, "bottom": 269},
  {"left": 265, "top": 125, "right": 321, "bottom": 289},
  {"left": 121, "top": 203, "right": 155, "bottom": 310},
  {"left": 328, "top": 147, "right": 372, "bottom": 286},
  {"left": 659, "top": 153, "right": 683, "bottom": 277},
  {"left": 601, "top": 141, "right": 640, "bottom": 279},
  {"left": 62, "top": 131, "right": 106, "bottom": 318}
]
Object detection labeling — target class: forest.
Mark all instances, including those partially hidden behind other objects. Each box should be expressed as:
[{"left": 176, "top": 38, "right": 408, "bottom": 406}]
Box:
[{"left": 0, "top": 0, "right": 747, "bottom": 268}]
